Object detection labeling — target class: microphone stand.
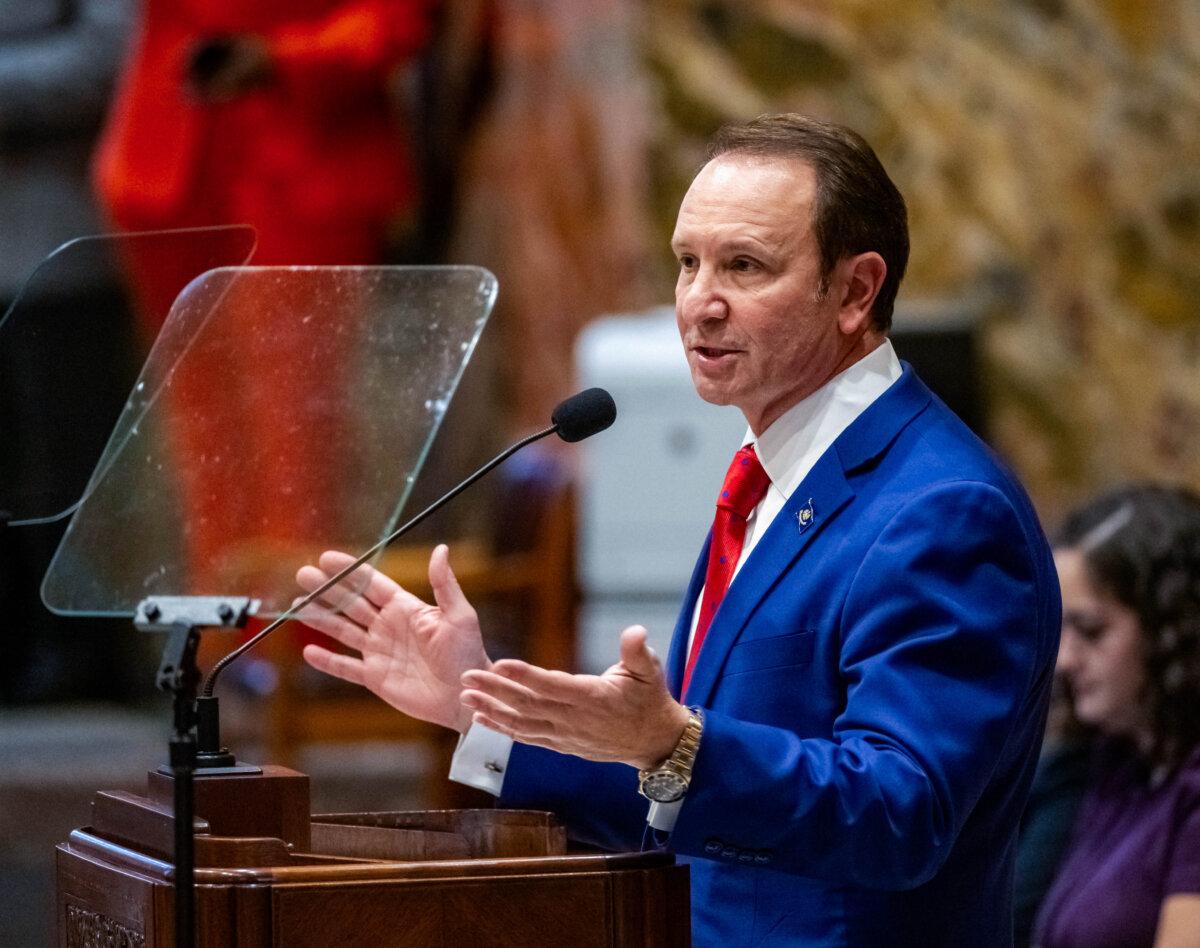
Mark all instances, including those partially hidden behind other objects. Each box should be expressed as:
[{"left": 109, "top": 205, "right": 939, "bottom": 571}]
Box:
[
  {"left": 133, "top": 595, "right": 256, "bottom": 948},
  {"left": 198, "top": 382, "right": 616, "bottom": 724},
  {"left": 118, "top": 422, "right": 565, "bottom": 948},
  {"left": 193, "top": 422, "right": 559, "bottom": 762},
  {"left": 131, "top": 386, "right": 612, "bottom": 944}
]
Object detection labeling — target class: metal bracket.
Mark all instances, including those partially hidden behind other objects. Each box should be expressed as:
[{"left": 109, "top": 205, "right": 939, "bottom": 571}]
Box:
[
  {"left": 134, "top": 596, "right": 259, "bottom": 633},
  {"left": 156, "top": 626, "right": 201, "bottom": 695}
]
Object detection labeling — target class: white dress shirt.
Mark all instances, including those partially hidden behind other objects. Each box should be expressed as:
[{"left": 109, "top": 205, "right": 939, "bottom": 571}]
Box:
[{"left": 451, "top": 340, "right": 904, "bottom": 830}]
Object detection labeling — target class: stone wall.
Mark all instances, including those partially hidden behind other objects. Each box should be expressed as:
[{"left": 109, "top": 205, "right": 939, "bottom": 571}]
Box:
[
  {"left": 448, "top": 0, "right": 657, "bottom": 435},
  {"left": 642, "top": 0, "right": 1200, "bottom": 520}
]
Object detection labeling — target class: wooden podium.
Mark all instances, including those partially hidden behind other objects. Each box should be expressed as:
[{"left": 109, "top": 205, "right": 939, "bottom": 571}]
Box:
[{"left": 56, "top": 765, "right": 690, "bottom": 946}]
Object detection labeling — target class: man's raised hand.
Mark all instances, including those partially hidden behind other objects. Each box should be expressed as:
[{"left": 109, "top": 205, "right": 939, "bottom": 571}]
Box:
[
  {"left": 294, "top": 544, "right": 490, "bottom": 734},
  {"left": 459, "top": 625, "right": 690, "bottom": 770}
]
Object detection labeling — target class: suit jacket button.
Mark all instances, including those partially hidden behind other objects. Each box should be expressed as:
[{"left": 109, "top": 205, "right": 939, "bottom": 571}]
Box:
[
  {"left": 721, "top": 846, "right": 739, "bottom": 860},
  {"left": 737, "top": 851, "right": 756, "bottom": 864},
  {"left": 704, "top": 839, "right": 722, "bottom": 855},
  {"left": 754, "top": 852, "right": 770, "bottom": 864}
]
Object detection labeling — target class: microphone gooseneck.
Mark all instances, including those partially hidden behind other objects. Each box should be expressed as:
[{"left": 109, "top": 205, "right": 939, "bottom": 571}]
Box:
[{"left": 200, "top": 388, "right": 617, "bottom": 699}]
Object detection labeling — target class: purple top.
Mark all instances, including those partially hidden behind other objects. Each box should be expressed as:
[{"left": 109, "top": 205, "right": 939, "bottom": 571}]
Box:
[{"left": 1034, "top": 742, "right": 1200, "bottom": 947}]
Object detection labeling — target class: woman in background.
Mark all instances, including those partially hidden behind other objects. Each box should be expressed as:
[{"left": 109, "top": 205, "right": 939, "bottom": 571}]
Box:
[
  {"left": 1035, "top": 484, "right": 1200, "bottom": 947},
  {"left": 1013, "top": 675, "right": 1092, "bottom": 946}
]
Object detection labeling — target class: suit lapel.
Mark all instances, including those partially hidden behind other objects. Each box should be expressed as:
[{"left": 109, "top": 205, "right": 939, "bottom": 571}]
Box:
[
  {"left": 666, "top": 535, "right": 710, "bottom": 699},
  {"left": 679, "top": 364, "right": 934, "bottom": 708}
]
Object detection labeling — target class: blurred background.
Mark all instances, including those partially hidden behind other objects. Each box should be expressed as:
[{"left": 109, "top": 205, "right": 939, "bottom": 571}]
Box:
[{"left": 2, "top": 0, "right": 1198, "bottom": 943}]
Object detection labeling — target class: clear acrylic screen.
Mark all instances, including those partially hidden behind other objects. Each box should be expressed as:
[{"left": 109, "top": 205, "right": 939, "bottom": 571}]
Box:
[
  {"left": 41, "top": 265, "right": 495, "bottom": 617},
  {"left": 0, "top": 226, "right": 257, "bottom": 524}
]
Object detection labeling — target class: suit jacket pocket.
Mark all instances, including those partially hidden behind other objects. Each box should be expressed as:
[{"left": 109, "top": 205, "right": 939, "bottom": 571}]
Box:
[{"left": 723, "top": 630, "right": 815, "bottom": 676}]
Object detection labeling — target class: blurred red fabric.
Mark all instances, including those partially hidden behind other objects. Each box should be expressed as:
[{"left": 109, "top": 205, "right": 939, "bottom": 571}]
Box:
[
  {"left": 93, "top": 1, "right": 438, "bottom": 652},
  {"left": 94, "top": 0, "right": 434, "bottom": 274}
]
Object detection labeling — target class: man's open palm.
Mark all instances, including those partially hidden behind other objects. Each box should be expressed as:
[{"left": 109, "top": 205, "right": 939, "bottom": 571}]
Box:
[{"left": 295, "top": 545, "right": 490, "bottom": 733}]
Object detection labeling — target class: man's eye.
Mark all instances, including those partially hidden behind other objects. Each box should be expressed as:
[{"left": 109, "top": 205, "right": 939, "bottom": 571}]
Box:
[
  {"left": 731, "top": 257, "right": 758, "bottom": 272},
  {"left": 678, "top": 255, "right": 697, "bottom": 269}
]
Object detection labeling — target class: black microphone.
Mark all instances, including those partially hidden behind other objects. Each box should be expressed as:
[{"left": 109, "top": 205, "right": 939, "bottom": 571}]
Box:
[
  {"left": 194, "top": 389, "right": 617, "bottom": 762},
  {"left": 552, "top": 387, "right": 616, "bottom": 442}
]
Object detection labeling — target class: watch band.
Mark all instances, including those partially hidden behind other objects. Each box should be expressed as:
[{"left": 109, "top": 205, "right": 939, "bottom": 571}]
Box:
[{"left": 638, "top": 707, "right": 704, "bottom": 803}]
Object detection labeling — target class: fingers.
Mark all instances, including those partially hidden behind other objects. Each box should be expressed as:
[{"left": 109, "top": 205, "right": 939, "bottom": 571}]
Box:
[
  {"left": 295, "top": 551, "right": 407, "bottom": 629},
  {"left": 461, "top": 668, "right": 555, "bottom": 715},
  {"left": 467, "top": 711, "right": 514, "bottom": 738},
  {"left": 618, "top": 626, "right": 661, "bottom": 681},
  {"left": 469, "top": 661, "right": 584, "bottom": 703},
  {"left": 295, "top": 546, "right": 483, "bottom": 670},
  {"left": 465, "top": 705, "right": 616, "bottom": 763},
  {"left": 302, "top": 644, "right": 366, "bottom": 687},
  {"left": 296, "top": 564, "right": 379, "bottom": 629},
  {"left": 461, "top": 688, "right": 556, "bottom": 741},
  {"left": 291, "top": 598, "right": 368, "bottom": 653},
  {"left": 467, "top": 710, "right": 557, "bottom": 751},
  {"left": 428, "top": 544, "right": 474, "bottom": 621},
  {"left": 460, "top": 664, "right": 575, "bottom": 739},
  {"left": 316, "top": 551, "right": 402, "bottom": 609}
]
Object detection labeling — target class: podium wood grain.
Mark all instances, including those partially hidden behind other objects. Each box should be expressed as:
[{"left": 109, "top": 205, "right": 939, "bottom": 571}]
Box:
[{"left": 56, "top": 766, "right": 690, "bottom": 946}]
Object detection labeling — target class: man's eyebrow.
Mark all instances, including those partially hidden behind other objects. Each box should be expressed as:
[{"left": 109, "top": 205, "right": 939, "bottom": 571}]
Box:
[
  {"left": 724, "top": 238, "right": 772, "bottom": 255},
  {"left": 669, "top": 235, "right": 776, "bottom": 255}
]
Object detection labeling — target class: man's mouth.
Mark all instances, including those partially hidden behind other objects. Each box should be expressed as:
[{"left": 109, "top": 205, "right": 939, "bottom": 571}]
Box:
[{"left": 694, "top": 345, "right": 740, "bottom": 359}]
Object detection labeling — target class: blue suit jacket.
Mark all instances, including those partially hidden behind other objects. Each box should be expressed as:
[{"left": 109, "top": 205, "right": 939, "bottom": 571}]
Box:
[{"left": 500, "top": 365, "right": 1061, "bottom": 946}]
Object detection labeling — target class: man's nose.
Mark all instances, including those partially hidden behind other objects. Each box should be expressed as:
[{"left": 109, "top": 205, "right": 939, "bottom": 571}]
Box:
[{"left": 677, "top": 266, "right": 727, "bottom": 325}]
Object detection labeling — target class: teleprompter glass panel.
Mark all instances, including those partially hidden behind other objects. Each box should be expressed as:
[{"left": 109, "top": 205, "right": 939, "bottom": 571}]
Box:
[
  {"left": 41, "top": 265, "right": 496, "bottom": 618},
  {"left": 0, "top": 226, "right": 257, "bottom": 525}
]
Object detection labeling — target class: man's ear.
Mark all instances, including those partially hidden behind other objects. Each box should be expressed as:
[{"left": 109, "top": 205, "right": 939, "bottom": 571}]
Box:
[{"left": 836, "top": 252, "right": 887, "bottom": 336}]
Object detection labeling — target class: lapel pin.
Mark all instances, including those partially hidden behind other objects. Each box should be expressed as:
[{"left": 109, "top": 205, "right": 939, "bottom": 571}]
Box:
[{"left": 797, "top": 498, "right": 815, "bottom": 533}]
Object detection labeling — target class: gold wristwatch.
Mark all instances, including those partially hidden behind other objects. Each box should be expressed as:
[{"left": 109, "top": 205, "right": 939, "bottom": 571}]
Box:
[{"left": 638, "top": 707, "right": 704, "bottom": 803}]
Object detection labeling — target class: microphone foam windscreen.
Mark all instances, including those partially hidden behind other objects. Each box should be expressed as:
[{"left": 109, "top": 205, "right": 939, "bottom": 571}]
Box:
[{"left": 552, "top": 388, "right": 617, "bottom": 443}]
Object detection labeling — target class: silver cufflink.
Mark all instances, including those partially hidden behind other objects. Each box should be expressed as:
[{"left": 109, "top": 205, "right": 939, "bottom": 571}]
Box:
[{"left": 484, "top": 761, "right": 504, "bottom": 774}]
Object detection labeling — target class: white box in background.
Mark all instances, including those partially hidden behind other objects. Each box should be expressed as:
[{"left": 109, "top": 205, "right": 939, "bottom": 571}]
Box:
[{"left": 575, "top": 308, "right": 746, "bottom": 671}]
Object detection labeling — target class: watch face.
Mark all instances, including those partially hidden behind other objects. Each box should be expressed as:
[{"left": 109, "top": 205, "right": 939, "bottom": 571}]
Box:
[{"left": 641, "top": 771, "right": 688, "bottom": 803}]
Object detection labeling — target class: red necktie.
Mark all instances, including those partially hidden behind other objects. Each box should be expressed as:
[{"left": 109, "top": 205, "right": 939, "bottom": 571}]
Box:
[{"left": 682, "top": 444, "right": 771, "bottom": 694}]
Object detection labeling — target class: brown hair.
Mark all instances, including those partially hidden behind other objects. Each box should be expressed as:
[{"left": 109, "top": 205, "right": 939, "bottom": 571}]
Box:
[
  {"left": 1057, "top": 484, "right": 1200, "bottom": 774},
  {"left": 708, "top": 114, "right": 909, "bottom": 332}
]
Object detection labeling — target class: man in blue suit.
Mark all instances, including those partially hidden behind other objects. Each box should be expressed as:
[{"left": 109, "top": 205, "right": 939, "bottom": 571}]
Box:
[{"left": 298, "top": 114, "right": 1061, "bottom": 945}]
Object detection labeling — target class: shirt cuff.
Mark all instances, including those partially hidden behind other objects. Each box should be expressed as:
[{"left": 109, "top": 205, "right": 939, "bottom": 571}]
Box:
[
  {"left": 448, "top": 723, "right": 514, "bottom": 797},
  {"left": 646, "top": 799, "right": 683, "bottom": 832}
]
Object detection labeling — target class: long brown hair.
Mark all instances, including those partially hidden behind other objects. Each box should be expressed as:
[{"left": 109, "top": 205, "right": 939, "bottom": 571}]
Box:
[{"left": 1057, "top": 484, "right": 1200, "bottom": 773}]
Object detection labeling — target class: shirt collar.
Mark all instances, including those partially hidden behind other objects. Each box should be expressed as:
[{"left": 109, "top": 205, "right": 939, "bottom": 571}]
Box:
[{"left": 745, "top": 339, "right": 903, "bottom": 500}]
